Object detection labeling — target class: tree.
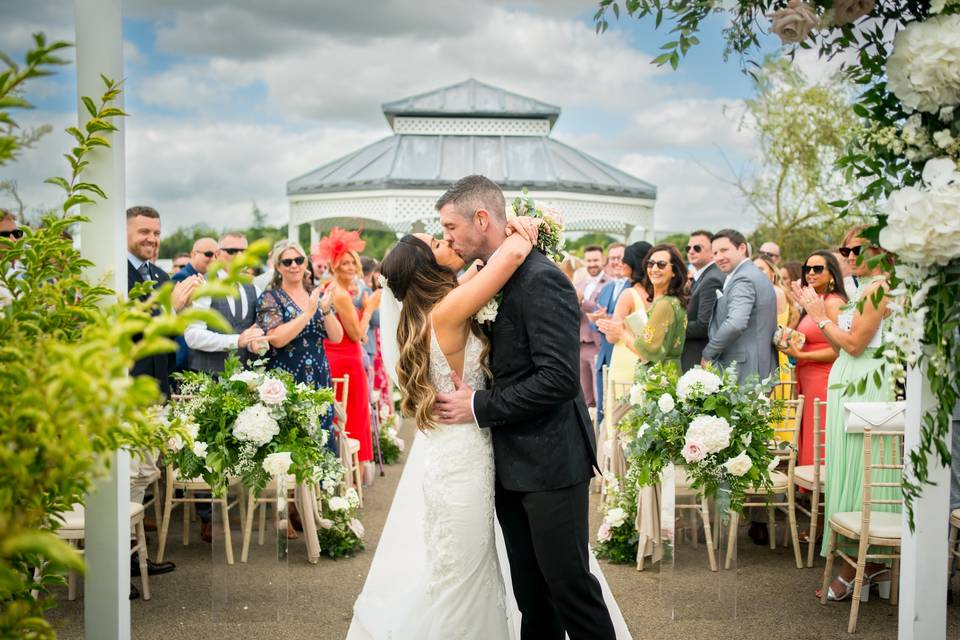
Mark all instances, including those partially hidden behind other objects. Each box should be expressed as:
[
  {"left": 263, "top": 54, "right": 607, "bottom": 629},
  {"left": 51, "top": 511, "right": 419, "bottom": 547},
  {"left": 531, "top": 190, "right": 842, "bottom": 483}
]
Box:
[
  {"left": 720, "top": 57, "right": 871, "bottom": 260},
  {"left": 563, "top": 232, "right": 618, "bottom": 255},
  {"left": 250, "top": 200, "right": 268, "bottom": 230}
]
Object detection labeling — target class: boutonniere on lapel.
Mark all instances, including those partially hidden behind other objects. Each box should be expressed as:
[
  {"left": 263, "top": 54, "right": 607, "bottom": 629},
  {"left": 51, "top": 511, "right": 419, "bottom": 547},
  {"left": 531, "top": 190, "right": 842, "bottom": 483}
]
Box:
[
  {"left": 475, "top": 292, "right": 503, "bottom": 326},
  {"left": 715, "top": 289, "right": 724, "bottom": 299}
]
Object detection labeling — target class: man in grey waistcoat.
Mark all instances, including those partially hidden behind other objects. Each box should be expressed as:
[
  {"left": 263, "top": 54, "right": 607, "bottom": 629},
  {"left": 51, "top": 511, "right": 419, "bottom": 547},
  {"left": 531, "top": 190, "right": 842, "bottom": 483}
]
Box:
[
  {"left": 184, "top": 232, "right": 266, "bottom": 375},
  {"left": 701, "top": 228, "right": 778, "bottom": 383}
]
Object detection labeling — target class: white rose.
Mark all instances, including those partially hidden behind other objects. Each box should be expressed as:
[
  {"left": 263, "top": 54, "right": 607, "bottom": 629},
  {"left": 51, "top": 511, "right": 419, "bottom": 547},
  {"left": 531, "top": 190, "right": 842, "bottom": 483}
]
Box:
[
  {"left": 604, "top": 507, "right": 628, "bottom": 528},
  {"left": 183, "top": 421, "right": 199, "bottom": 441},
  {"left": 723, "top": 451, "right": 754, "bottom": 477},
  {"left": 657, "top": 393, "right": 676, "bottom": 413},
  {"left": 167, "top": 434, "right": 184, "bottom": 453},
  {"left": 321, "top": 479, "right": 337, "bottom": 495},
  {"left": 676, "top": 368, "right": 722, "bottom": 401},
  {"left": 941, "top": 106, "right": 955, "bottom": 122},
  {"left": 685, "top": 415, "right": 732, "bottom": 454},
  {"left": 934, "top": 130, "right": 955, "bottom": 150},
  {"left": 629, "top": 384, "right": 645, "bottom": 406},
  {"left": 887, "top": 15, "right": 960, "bottom": 114},
  {"left": 682, "top": 439, "right": 707, "bottom": 464},
  {"left": 257, "top": 378, "right": 288, "bottom": 406},
  {"left": 637, "top": 422, "right": 651, "bottom": 439},
  {"left": 192, "top": 440, "right": 209, "bottom": 458},
  {"left": 230, "top": 370, "right": 260, "bottom": 389},
  {"left": 328, "top": 496, "right": 350, "bottom": 512},
  {"left": 768, "top": 0, "right": 819, "bottom": 44},
  {"left": 475, "top": 298, "right": 499, "bottom": 324},
  {"left": 832, "top": 0, "right": 874, "bottom": 25},
  {"left": 261, "top": 451, "right": 293, "bottom": 477},
  {"left": 318, "top": 518, "right": 334, "bottom": 530}
]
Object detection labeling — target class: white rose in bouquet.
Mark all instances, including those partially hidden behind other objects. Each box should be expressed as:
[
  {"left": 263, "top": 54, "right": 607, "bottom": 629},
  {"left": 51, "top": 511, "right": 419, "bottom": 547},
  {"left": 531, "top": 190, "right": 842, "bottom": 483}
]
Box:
[
  {"left": 676, "top": 369, "right": 722, "bottom": 401},
  {"left": 629, "top": 384, "right": 646, "bottom": 406},
  {"left": 604, "top": 507, "right": 628, "bottom": 529},
  {"left": 318, "top": 518, "right": 334, "bottom": 530},
  {"left": 328, "top": 496, "right": 350, "bottom": 511},
  {"left": 832, "top": 0, "right": 874, "bottom": 25},
  {"left": 192, "top": 440, "right": 209, "bottom": 458},
  {"left": 685, "top": 415, "right": 732, "bottom": 454},
  {"left": 723, "top": 451, "right": 753, "bottom": 477},
  {"left": 348, "top": 517, "right": 365, "bottom": 539},
  {"left": 886, "top": 15, "right": 960, "bottom": 114},
  {"left": 321, "top": 479, "right": 338, "bottom": 495},
  {"left": 230, "top": 370, "right": 260, "bottom": 389},
  {"left": 167, "top": 434, "right": 184, "bottom": 453},
  {"left": 232, "top": 403, "right": 280, "bottom": 446},
  {"left": 768, "top": 0, "right": 818, "bottom": 44},
  {"left": 681, "top": 439, "right": 707, "bottom": 464},
  {"left": 657, "top": 393, "right": 676, "bottom": 413},
  {"left": 258, "top": 378, "right": 288, "bottom": 406},
  {"left": 262, "top": 451, "right": 293, "bottom": 477},
  {"left": 597, "top": 522, "right": 613, "bottom": 542}
]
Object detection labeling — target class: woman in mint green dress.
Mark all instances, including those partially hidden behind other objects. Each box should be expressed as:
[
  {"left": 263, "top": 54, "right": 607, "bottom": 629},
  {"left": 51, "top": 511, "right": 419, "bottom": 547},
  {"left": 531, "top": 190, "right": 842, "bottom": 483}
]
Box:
[
  {"left": 793, "top": 226, "right": 896, "bottom": 602},
  {"left": 630, "top": 244, "right": 688, "bottom": 371}
]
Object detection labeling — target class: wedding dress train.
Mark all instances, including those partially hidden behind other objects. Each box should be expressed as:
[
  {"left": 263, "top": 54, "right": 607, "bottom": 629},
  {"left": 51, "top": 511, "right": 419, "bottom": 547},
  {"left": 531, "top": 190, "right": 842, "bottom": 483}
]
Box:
[{"left": 347, "top": 328, "right": 631, "bottom": 639}]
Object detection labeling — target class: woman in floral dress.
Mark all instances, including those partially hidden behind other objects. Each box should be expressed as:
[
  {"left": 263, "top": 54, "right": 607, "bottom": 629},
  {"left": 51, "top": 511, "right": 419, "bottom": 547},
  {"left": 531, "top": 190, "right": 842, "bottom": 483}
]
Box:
[{"left": 632, "top": 244, "right": 688, "bottom": 371}]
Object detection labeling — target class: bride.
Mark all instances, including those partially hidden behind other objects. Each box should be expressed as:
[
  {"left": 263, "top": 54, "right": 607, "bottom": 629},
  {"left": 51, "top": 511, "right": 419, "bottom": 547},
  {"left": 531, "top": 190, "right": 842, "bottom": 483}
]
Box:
[{"left": 347, "top": 222, "right": 537, "bottom": 639}]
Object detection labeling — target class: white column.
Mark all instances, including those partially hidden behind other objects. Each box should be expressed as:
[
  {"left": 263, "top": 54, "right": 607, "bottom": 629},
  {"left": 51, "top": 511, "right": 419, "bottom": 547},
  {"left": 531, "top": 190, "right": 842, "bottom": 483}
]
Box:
[
  {"left": 898, "top": 365, "right": 948, "bottom": 640},
  {"left": 74, "top": 1, "right": 130, "bottom": 638},
  {"left": 288, "top": 217, "right": 298, "bottom": 244}
]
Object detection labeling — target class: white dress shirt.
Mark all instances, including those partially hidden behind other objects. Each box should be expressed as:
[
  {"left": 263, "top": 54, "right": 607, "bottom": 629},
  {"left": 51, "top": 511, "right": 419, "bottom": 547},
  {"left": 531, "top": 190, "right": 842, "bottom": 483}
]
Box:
[
  {"left": 691, "top": 261, "right": 716, "bottom": 282},
  {"left": 184, "top": 273, "right": 261, "bottom": 352},
  {"left": 722, "top": 259, "right": 749, "bottom": 291}
]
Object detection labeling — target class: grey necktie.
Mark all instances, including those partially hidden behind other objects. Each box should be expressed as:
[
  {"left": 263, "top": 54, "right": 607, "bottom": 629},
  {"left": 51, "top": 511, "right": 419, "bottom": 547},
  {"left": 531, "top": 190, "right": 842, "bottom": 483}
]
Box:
[{"left": 138, "top": 262, "right": 150, "bottom": 281}]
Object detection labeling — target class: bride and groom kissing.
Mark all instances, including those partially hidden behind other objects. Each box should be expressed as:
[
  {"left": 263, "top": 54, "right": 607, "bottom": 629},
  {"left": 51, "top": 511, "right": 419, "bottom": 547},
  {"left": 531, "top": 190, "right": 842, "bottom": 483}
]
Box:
[{"left": 347, "top": 175, "right": 625, "bottom": 640}]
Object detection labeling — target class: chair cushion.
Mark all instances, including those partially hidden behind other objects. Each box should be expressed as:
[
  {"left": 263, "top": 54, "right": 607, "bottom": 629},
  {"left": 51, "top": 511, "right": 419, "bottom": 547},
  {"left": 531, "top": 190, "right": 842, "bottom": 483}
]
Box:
[
  {"left": 830, "top": 510, "right": 902, "bottom": 540},
  {"left": 56, "top": 502, "right": 145, "bottom": 532},
  {"left": 794, "top": 465, "right": 825, "bottom": 487}
]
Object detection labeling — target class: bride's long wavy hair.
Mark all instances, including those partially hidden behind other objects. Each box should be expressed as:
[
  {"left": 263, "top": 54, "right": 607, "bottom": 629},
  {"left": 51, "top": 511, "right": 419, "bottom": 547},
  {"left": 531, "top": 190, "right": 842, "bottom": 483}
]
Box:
[{"left": 380, "top": 235, "right": 488, "bottom": 431}]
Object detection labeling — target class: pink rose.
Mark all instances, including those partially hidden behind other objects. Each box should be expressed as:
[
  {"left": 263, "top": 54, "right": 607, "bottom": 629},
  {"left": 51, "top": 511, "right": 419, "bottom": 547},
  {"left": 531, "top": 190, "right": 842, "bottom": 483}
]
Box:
[
  {"left": 348, "top": 517, "right": 365, "bottom": 538},
  {"left": 597, "top": 522, "right": 613, "bottom": 543},
  {"left": 257, "top": 378, "right": 288, "bottom": 405},
  {"left": 318, "top": 518, "right": 334, "bottom": 530},
  {"left": 769, "top": 0, "right": 818, "bottom": 44},
  {"left": 682, "top": 439, "right": 707, "bottom": 464},
  {"left": 833, "top": 0, "right": 874, "bottom": 25}
]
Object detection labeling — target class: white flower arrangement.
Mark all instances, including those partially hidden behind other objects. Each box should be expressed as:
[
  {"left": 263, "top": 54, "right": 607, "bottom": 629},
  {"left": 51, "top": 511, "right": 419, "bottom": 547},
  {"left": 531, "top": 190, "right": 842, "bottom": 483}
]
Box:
[
  {"left": 475, "top": 298, "right": 499, "bottom": 325},
  {"left": 676, "top": 368, "right": 722, "bottom": 401},
  {"left": 328, "top": 496, "right": 350, "bottom": 511},
  {"left": 261, "top": 451, "right": 293, "bottom": 477},
  {"left": 604, "top": 507, "right": 628, "bottom": 528},
  {"left": 685, "top": 415, "right": 732, "bottom": 454},
  {"left": 232, "top": 403, "right": 280, "bottom": 446},
  {"left": 229, "top": 370, "right": 260, "bottom": 389},
  {"left": 723, "top": 451, "right": 754, "bottom": 477},
  {"left": 886, "top": 14, "right": 960, "bottom": 114},
  {"left": 657, "top": 393, "right": 676, "bottom": 413},
  {"left": 191, "top": 440, "right": 208, "bottom": 459},
  {"left": 257, "top": 377, "right": 288, "bottom": 405}
]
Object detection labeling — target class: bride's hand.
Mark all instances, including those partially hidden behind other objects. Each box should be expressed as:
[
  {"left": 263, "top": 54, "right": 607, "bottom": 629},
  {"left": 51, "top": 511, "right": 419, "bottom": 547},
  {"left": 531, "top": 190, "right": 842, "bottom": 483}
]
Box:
[{"left": 505, "top": 216, "right": 541, "bottom": 245}]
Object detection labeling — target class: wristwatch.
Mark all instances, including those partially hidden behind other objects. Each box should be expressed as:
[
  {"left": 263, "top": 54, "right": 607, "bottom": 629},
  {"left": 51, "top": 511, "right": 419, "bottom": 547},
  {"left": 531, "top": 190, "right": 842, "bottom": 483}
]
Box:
[
  {"left": 322, "top": 304, "right": 336, "bottom": 316},
  {"left": 817, "top": 319, "right": 831, "bottom": 330}
]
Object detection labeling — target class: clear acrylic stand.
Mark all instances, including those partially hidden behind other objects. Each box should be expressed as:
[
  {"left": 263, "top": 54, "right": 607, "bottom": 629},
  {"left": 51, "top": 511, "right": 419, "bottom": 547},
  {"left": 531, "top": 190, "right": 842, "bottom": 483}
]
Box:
[{"left": 659, "top": 464, "right": 737, "bottom": 621}]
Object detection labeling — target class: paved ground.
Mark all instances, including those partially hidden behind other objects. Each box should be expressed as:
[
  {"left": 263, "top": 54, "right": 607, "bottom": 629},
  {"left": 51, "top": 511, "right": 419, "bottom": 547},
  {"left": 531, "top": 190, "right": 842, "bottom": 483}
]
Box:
[{"left": 47, "top": 419, "right": 958, "bottom": 639}]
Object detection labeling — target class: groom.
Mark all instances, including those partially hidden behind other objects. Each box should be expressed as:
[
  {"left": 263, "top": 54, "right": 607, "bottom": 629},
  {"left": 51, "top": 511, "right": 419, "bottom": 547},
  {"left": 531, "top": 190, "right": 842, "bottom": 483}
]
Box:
[{"left": 435, "top": 175, "right": 615, "bottom": 640}]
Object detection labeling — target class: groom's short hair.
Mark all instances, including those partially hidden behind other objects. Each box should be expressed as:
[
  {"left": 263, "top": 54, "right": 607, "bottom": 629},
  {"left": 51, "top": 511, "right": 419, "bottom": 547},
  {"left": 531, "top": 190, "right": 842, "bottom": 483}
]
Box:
[{"left": 435, "top": 175, "right": 506, "bottom": 223}]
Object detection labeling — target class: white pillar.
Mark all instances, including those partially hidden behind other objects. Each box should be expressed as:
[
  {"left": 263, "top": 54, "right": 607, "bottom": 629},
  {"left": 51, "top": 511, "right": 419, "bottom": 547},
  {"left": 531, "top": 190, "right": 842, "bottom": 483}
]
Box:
[
  {"left": 288, "top": 218, "right": 298, "bottom": 244},
  {"left": 898, "top": 365, "right": 948, "bottom": 640},
  {"left": 74, "top": 1, "right": 131, "bottom": 638}
]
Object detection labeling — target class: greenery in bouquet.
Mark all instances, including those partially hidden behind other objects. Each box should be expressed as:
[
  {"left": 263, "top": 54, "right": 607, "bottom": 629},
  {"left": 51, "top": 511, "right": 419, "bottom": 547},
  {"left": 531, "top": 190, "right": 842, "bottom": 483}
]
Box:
[
  {"left": 509, "top": 187, "right": 565, "bottom": 262},
  {"left": 377, "top": 414, "right": 405, "bottom": 465},
  {"left": 316, "top": 485, "right": 365, "bottom": 559},
  {"left": 618, "top": 362, "right": 783, "bottom": 514},
  {"left": 594, "top": 469, "right": 640, "bottom": 564},
  {"left": 168, "top": 357, "right": 335, "bottom": 496}
]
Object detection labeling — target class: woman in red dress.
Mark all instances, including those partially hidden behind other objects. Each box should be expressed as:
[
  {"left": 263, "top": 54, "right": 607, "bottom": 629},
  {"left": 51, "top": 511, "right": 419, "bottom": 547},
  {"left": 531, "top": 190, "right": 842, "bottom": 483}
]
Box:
[
  {"left": 318, "top": 228, "right": 382, "bottom": 483},
  {"left": 778, "top": 250, "right": 847, "bottom": 466}
]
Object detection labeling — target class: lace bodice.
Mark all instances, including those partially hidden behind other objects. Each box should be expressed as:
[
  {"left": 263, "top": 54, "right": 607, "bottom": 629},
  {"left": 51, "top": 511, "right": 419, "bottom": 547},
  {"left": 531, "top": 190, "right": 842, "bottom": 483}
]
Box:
[{"left": 429, "top": 326, "right": 487, "bottom": 394}]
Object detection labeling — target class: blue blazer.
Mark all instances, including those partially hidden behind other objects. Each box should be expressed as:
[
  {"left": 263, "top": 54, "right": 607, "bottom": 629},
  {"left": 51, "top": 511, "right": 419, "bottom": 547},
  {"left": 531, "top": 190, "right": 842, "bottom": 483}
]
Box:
[
  {"left": 171, "top": 262, "right": 200, "bottom": 369},
  {"left": 171, "top": 262, "right": 199, "bottom": 283},
  {"left": 592, "top": 278, "right": 626, "bottom": 369}
]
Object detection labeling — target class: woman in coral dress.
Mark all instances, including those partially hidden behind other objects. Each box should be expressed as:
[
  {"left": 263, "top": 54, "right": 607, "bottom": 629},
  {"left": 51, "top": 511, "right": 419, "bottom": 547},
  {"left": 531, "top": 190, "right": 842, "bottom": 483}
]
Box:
[{"left": 318, "top": 229, "right": 382, "bottom": 483}]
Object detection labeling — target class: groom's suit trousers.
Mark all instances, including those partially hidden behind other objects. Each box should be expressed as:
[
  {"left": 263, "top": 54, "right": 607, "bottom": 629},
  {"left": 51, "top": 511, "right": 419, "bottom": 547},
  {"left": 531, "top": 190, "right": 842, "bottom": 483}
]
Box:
[{"left": 496, "top": 479, "right": 616, "bottom": 640}]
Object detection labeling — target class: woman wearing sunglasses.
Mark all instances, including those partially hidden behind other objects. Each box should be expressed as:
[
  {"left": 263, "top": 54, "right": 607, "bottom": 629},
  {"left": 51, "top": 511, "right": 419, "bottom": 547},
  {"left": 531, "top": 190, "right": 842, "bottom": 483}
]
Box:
[
  {"left": 780, "top": 251, "right": 847, "bottom": 470},
  {"left": 791, "top": 226, "right": 898, "bottom": 602},
  {"left": 631, "top": 244, "right": 689, "bottom": 372},
  {"left": 257, "top": 240, "right": 344, "bottom": 462}
]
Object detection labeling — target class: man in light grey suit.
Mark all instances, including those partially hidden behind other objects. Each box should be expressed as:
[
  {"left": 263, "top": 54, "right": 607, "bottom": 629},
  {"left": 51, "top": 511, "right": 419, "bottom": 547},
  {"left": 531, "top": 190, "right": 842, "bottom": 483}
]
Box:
[{"left": 701, "top": 228, "right": 778, "bottom": 383}]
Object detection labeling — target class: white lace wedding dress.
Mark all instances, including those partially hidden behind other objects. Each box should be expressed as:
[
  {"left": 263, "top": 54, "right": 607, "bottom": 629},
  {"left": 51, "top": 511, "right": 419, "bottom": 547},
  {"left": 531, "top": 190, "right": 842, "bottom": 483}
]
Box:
[{"left": 347, "top": 328, "right": 632, "bottom": 640}]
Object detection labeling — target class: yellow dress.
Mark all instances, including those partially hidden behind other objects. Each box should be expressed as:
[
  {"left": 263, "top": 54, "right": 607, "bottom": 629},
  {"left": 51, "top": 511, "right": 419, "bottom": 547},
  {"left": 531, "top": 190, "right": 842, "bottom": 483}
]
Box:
[
  {"left": 610, "top": 288, "right": 646, "bottom": 386},
  {"left": 777, "top": 304, "right": 792, "bottom": 383}
]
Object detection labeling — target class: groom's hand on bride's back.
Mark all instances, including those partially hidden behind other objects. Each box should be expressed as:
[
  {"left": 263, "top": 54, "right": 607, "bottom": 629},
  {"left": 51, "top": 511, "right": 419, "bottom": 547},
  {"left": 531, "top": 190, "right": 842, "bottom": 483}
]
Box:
[{"left": 434, "top": 370, "right": 475, "bottom": 424}]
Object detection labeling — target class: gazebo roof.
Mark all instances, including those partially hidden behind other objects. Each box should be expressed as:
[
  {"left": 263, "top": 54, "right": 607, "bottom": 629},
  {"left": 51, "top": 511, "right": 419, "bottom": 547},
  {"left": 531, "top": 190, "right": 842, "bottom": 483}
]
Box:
[
  {"left": 287, "top": 134, "right": 656, "bottom": 199},
  {"left": 381, "top": 78, "right": 561, "bottom": 129}
]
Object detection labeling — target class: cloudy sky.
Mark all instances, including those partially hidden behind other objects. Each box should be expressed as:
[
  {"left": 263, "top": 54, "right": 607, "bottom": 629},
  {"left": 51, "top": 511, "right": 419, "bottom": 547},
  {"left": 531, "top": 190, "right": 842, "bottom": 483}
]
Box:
[{"left": 1, "top": 0, "right": 787, "bottom": 235}]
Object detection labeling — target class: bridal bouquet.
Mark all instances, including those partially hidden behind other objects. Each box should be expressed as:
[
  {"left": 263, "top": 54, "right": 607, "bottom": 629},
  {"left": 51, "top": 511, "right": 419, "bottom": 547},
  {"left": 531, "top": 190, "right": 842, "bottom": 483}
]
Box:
[
  {"left": 510, "top": 187, "right": 565, "bottom": 261},
  {"left": 167, "top": 357, "right": 336, "bottom": 496},
  {"left": 618, "top": 362, "right": 783, "bottom": 513}
]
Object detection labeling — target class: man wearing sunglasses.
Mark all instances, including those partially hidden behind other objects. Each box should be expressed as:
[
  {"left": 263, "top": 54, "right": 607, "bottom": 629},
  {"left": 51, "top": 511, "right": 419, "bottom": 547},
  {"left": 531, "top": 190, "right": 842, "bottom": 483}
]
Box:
[
  {"left": 758, "top": 241, "right": 782, "bottom": 265},
  {"left": 0, "top": 210, "right": 25, "bottom": 307},
  {"left": 171, "top": 237, "right": 220, "bottom": 371},
  {"left": 681, "top": 230, "right": 724, "bottom": 372}
]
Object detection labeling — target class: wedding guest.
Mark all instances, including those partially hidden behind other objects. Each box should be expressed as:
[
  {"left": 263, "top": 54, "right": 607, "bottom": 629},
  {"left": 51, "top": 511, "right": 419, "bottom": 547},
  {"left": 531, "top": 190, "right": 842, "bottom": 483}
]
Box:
[
  {"left": 171, "top": 252, "right": 190, "bottom": 275},
  {"left": 632, "top": 244, "right": 688, "bottom": 371},
  {"left": 575, "top": 245, "right": 608, "bottom": 408},
  {"left": 778, "top": 250, "right": 846, "bottom": 468},
  {"left": 318, "top": 229, "right": 381, "bottom": 484},
  {"left": 172, "top": 237, "right": 219, "bottom": 370},
  {"left": 834, "top": 242, "right": 858, "bottom": 294},
  {"left": 604, "top": 242, "right": 626, "bottom": 279},
  {"left": 759, "top": 241, "right": 782, "bottom": 265},
  {"left": 701, "top": 229, "right": 778, "bottom": 384},
  {"left": 561, "top": 254, "right": 584, "bottom": 283},
  {"left": 257, "top": 240, "right": 343, "bottom": 453},
  {"left": 590, "top": 248, "right": 633, "bottom": 423},
  {"left": 0, "top": 210, "right": 24, "bottom": 306},
  {"left": 681, "top": 230, "right": 723, "bottom": 372},
  {"left": 794, "top": 226, "right": 897, "bottom": 601},
  {"left": 360, "top": 256, "right": 381, "bottom": 394},
  {"left": 755, "top": 255, "right": 798, "bottom": 387},
  {"left": 596, "top": 241, "right": 651, "bottom": 387}
]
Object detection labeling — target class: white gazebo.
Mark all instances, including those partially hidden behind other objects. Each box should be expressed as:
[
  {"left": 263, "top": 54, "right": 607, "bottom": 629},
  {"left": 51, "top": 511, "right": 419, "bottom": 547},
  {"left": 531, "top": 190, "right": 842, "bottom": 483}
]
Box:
[{"left": 286, "top": 79, "right": 657, "bottom": 244}]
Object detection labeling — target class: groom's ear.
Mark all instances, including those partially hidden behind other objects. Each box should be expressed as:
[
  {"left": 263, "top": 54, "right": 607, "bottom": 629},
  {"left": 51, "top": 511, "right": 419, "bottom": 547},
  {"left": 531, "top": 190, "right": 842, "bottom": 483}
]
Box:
[{"left": 475, "top": 208, "right": 490, "bottom": 231}]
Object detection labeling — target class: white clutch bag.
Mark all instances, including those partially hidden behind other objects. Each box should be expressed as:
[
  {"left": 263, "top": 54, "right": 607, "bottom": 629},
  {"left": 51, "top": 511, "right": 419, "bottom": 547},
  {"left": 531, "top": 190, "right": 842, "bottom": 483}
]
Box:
[{"left": 843, "top": 401, "right": 907, "bottom": 434}]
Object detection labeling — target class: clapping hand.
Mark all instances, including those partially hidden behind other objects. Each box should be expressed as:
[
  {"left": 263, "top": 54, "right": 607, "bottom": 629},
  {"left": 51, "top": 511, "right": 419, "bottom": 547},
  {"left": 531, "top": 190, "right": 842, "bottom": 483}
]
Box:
[
  {"left": 363, "top": 289, "right": 382, "bottom": 314},
  {"left": 307, "top": 286, "right": 324, "bottom": 316},
  {"left": 172, "top": 275, "right": 201, "bottom": 312},
  {"left": 791, "top": 280, "right": 827, "bottom": 321},
  {"left": 596, "top": 317, "right": 623, "bottom": 342}
]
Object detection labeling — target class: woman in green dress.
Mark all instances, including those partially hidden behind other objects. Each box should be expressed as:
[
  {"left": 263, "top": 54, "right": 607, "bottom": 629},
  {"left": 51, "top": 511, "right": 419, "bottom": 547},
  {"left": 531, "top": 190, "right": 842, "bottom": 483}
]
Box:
[
  {"left": 793, "top": 225, "right": 896, "bottom": 602},
  {"left": 631, "top": 244, "right": 688, "bottom": 370}
]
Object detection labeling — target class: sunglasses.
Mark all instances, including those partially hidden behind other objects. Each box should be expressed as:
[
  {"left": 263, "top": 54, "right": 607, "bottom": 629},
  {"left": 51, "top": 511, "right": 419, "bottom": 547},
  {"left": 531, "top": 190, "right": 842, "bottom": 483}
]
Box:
[
  {"left": 0, "top": 229, "right": 24, "bottom": 239},
  {"left": 802, "top": 264, "right": 826, "bottom": 275},
  {"left": 280, "top": 256, "right": 306, "bottom": 268},
  {"left": 759, "top": 251, "right": 780, "bottom": 260},
  {"left": 220, "top": 247, "right": 243, "bottom": 255},
  {"left": 197, "top": 250, "right": 216, "bottom": 259},
  {"left": 646, "top": 259, "right": 670, "bottom": 271},
  {"left": 838, "top": 245, "right": 864, "bottom": 257},
  {"left": 685, "top": 244, "right": 702, "bottom": 253}
]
